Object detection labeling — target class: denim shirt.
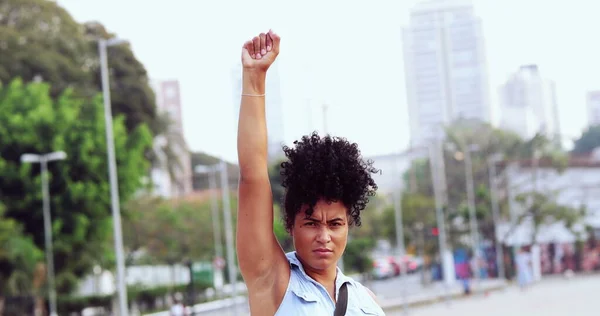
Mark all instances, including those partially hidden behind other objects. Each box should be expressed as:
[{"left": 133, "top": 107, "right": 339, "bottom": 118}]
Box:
[{"left": 274, "top": 252, "right": 385, "bottom": 316}]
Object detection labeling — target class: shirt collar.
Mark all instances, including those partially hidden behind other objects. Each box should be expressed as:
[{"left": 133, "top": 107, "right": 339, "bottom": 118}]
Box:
[{"left": 286, "top": 251, "right": 354, "bottom": 285}]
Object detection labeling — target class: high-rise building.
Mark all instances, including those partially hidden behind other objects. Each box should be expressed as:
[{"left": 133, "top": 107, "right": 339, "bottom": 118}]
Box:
[
  {"left": 150, "top": 79, "right": 193, "bottom": 198},
  {"left": 587, "top": 91, "right": 600, "bottom": 126},
  {"left": 403, "top": 0, "right": 491, "bottom": 146},
  {"left": 232, "top": 61, "right": 285, "bottom": 161},
  {"left": 499, "top": 65, "right": 560, "bottom": 140}
]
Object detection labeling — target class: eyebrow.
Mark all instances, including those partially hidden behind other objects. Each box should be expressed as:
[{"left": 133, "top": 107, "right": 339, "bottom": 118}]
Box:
[{"left": 305, "top": 217, "right": 345, "bottom": 223}]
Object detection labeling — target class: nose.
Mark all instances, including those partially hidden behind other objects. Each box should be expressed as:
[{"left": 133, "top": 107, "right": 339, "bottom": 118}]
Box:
[{"left": 315, "top": 227, "right": 331, "bottom": 244}]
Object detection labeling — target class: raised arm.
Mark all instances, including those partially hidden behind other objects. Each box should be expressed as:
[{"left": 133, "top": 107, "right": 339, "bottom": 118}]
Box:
[{"left": 236, "top": 30, "right": 288, "bottom": 290}]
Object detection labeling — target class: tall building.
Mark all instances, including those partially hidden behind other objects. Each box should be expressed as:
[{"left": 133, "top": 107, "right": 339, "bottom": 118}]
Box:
[
  {"left": 499, "top": 65, "right": 560, "bottom": 140},
  {"left": 403, "top": 0, "right": 491, "bottom": 146},
  {"left": 232, "top": 61, "right": 285, "bottom": 161},
  {"left": 150, "top": 80, "right": 193, "bottom": 198},
  {"left": 587, "top": 91, "right": 600, "bottom": 126}
]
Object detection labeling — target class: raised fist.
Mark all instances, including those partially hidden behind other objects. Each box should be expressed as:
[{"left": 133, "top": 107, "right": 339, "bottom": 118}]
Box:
[{"left": 241, "top": 29, "right": 280, "bottom": 72}]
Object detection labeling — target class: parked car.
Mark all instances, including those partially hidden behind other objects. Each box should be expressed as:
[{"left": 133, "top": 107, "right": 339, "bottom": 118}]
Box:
[
  {"left": 387, "top": 256, "right": 401, "bottom": 276},
  {"left": 372, "top": 259, "right": 395, "bottom": 279}
]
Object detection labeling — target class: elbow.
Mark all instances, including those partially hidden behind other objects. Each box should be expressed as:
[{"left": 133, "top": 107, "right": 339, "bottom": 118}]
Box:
[{"left": 238, "top": 159, "right": 269, "bottom": 182}]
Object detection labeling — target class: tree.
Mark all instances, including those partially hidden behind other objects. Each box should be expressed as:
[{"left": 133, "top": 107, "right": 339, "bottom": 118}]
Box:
[
  {"left": 373, "top": 194, "right": 439, "bottom": 256},
  {"left": 273, "top": 205, "right": 293, "bottom": 252},
  {"left": 511, "top": 191, "right": 588, "bottom": 244},
  {"left": 85, "top": 22, "right": 157, "bottom": 133},
  {"left": 0, "top": 203, "right": 43, "bottom": 296},
  {"left": 400, "top": 119, "right": 571, "bottom": 253},
  {"left": 343, "top": 238, "right": 375, "bottom": 276},
  {"left": 121, "top": 194, "right": 165, "bottom": 265},
  {"left": 122, "top": 195, "right": 241, "bottom": 266},
  {"left": 0, "top": 79, "right": 152, "bottom": 294},
  {"left": 572, "top": 125, "right": 600, "bottom": 154},
  {"left": 268, "top": 159, "right": 286, "bottom": 210},
  {"left": 190, "top": 152, "right": 239, "bottom": 191},
  {"left": 0, "top": 0, "right": 157, "bottom": 132}
]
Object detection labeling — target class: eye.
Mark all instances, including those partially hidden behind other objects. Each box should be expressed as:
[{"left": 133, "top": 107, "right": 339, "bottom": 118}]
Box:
[
  {"left": 330, "top": 222, "right": 343, "bottom": 227},
  {"left": 305, "top": 222, "right": 317, "bottom": 226}
]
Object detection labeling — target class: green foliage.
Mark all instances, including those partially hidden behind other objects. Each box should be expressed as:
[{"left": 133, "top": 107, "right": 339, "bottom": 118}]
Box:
[
  {"left": 343, "top": 238, "right": 375, "bottom": 274},
  {"left": 0, "top": 79, "right": 152, "bottom": 294},
  {"left": 512, "top": 191, "right": 588, "bottom": 243},
  {"left": 399, "top": 119, "right": 574, "bottom": 248},
  {"left": 369, "top": 194, "right": 440, "bottom": 255},
  {"left": 572, "top": 124, "right": 600, "bottom": 154},
  {"left": 122, "top": 195, "right": 239, "bottom": 265},
  {"left": 0, "top": 0, "right": 157, "bottom": 133},
  {"left": 273, "top": 204, "right": 293, "bottom": 252},
  {"left": 0, "top": 204, "right": 43, "bottom": 295},
  {"left": 56, "top": 280, "right": 212, "bottom": 315}
]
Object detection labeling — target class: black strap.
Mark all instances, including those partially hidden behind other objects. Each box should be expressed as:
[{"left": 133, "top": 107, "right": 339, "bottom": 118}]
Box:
[{"left": 334, "top": 282, "right": 349, "bottom": 316}]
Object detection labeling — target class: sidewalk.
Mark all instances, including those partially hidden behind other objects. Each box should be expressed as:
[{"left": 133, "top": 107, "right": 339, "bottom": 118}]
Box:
[
  {"left": 379, "top": 279, "right": 507, "bottom": 311},
  {"left": 143, "top": 279, "right": 507, "bottom": 315}
]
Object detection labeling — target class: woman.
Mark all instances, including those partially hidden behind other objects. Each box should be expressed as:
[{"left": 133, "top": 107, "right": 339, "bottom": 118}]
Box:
[
  {"left": 515, "top": 247, "right": 533, "bottom": 290},
  {"left": 236, "top": 30, "right": 386, "bottom": 315}
]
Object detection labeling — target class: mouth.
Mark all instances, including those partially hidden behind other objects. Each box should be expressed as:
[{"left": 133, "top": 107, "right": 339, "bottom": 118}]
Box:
[{"left": 313, "top": 248, "right": 333, "bottom": 254}]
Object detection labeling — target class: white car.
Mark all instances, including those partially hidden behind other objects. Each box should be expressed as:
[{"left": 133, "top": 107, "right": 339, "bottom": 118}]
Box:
[{"left": 372, "top": 259, "right": 395, "bottom": 279}]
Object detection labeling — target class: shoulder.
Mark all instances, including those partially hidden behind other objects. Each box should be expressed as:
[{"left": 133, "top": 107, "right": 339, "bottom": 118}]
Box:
[
  {"left": 344, "top": 277, "right": 379, "bottom": 303},
  {"left": 365, "top": 287, "right": 378, "bottom": 301},
  {"left": 345, "top": 278, "right": 385, "bottom": 315},
  {"left": 353, "top": 281, "right": 379, "bottom": 304}
]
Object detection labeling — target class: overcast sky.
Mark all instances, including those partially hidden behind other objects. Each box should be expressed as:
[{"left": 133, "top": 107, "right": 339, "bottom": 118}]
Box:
[{"left": 57, "top": 0, "right": 599, "bottom": 162}]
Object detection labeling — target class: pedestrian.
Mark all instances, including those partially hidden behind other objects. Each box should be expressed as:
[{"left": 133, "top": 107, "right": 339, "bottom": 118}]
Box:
[
  {"left": 236, "top": 30, "right": 385, "bottom": 315},
  {"left": 515, "top": 247, "right": 533, "bottom": 290},
  {"left": 169, "top": 293, "right": 189, "bottom": 316}
]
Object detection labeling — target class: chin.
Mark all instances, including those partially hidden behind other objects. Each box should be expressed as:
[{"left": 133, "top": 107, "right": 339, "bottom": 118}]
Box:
[{"left": 308, "top": 255, "right": 337, "bottom": 270}]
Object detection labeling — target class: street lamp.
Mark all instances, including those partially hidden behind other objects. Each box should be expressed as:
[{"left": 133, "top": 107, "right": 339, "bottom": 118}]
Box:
[
  {"left": 21, "top": 151, "right": 67, "bottom": 316},
  {"left": 427, "top": 141, "right": 454, "bottom": 288},
  {"left": 393, "top": 141, "right": 453, "bottom": 288},
  {"left": 488, "top": 153, "right": 505, "bottom": 280},
  {"left": 98, "top": 37, "right": 130, "bottom": 316},
  {"left": 195, "top": 161, "right": 238, "bottom": 315},
  {"left": 451, "top": 143, "right": 482, "bottom": 288},
  {"left": 392, "top": 185, "right": 410, "bottom": 314},
  {"left": 194, "top": 164, "right": 225, "bottom": 295}
]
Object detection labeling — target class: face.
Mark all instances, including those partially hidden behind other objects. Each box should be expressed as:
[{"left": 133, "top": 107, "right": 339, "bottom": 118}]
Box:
[{"left": 291, "top": 199, "right": 349, "bottom": 271}]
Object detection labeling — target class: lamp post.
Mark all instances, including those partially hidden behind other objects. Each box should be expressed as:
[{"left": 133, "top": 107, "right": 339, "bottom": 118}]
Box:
[
  {"left": 392, "top": 186, "right": 409, "bottom": 314},
  {"left": 194, "top": 164, "right": 225, "bottom": 296},
  {"left": 488, "top": 154, "right": 505, "bottom": 280},
  {"left": 396, "top": 144, "right": 454, "bottom": 287},
  {"left": 428, "top": 141, "right": 453, "bottom": 287},
  {"left": 451, "top": 144, "right": 481, "bottom": 289},
  {"left": 21, "top": 151, "right": 67, "bottom": 316},
  {"left": 98, "top": 37, "right": 130, "bottom": 316},
  {"left": 194, "top": 161, "right": 238, "bottom": 315}
]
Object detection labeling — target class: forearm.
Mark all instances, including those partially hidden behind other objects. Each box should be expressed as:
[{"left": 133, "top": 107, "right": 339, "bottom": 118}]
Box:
[{"left": 237, "top": 69, "right": 268, "bottom": 180}]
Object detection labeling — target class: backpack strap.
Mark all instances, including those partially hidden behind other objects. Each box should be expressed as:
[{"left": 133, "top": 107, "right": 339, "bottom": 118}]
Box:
[{"left": 334, "top": 282, "right": 349, "bottom": 316}]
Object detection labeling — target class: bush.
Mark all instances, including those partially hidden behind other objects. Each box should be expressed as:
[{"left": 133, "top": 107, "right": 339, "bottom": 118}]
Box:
[
  {"left": 56, "top": 280, "right": 212, "bottom": 314},
  {"left": 57, "top": 294, "right": 112, "bottom": 315}
]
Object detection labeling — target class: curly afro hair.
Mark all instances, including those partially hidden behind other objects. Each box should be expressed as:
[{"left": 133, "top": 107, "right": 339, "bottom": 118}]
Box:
[{"left": 280, "top": 132, "right": 379, "bottom": 231}]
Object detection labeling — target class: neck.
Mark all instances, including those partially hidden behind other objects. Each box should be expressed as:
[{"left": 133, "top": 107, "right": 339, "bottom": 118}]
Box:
[{"left": 299, "top": 258, "right": 338, "bottom": 286}]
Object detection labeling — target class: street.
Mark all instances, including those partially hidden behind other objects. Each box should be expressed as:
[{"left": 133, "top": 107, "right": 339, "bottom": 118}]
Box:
[
  {"left": 186, "top": 274, "right": 419, "bottom": 316},
  {"left": 388, "top": 274, "right": 600, "bottom": 316},
  {"left": 369, "top": 274, "right": 423, "bottom": 300},
  {"left": 190, "top": 274, "right": 599, "bottom": 315}
]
